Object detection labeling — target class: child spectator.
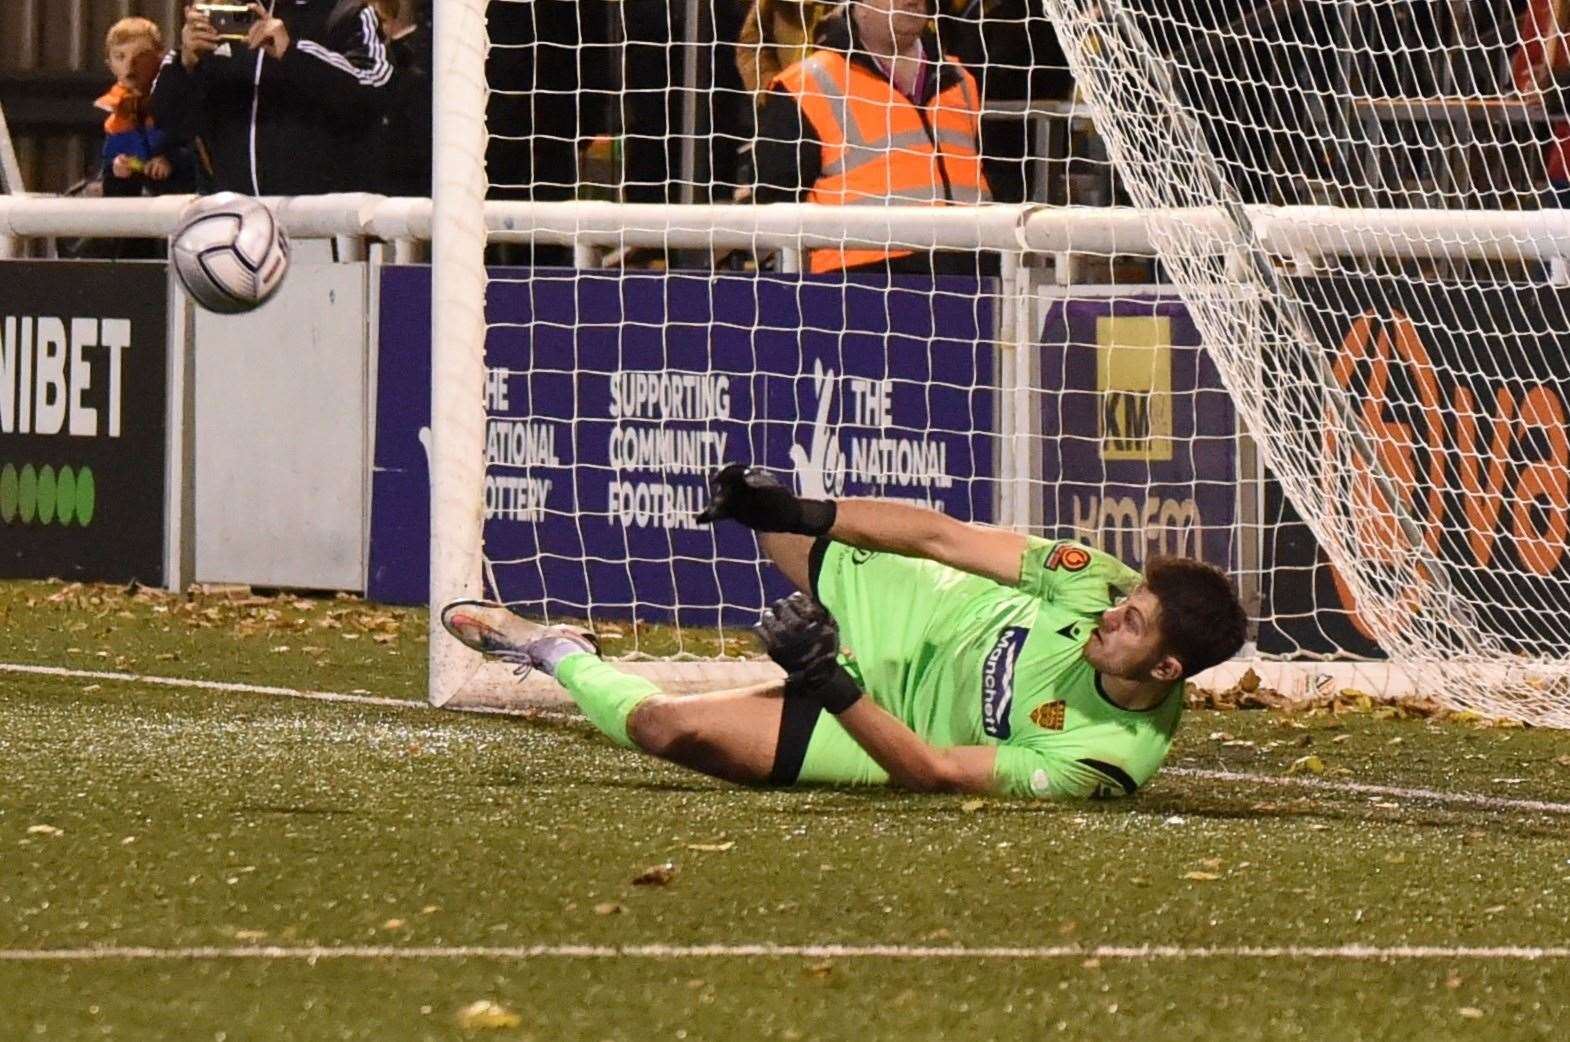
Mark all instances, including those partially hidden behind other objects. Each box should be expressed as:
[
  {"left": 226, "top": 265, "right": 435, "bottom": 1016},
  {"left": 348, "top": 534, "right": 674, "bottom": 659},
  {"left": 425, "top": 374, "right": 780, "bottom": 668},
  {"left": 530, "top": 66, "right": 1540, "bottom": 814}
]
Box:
[{"left": 97, "top": 18, "right": 180, "bottom": 197}]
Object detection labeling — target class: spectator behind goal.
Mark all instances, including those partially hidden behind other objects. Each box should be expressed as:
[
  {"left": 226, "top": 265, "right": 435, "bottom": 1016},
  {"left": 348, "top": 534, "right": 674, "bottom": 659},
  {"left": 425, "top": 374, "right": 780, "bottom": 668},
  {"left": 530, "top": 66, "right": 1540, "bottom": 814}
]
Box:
[
  {"left": 736, "top": 0, "right": 838, "bottom": 96},
  {"left": 1513, "top": 0, "right": 1570, "bottom": 207},
  {"left": 98, "top": 18, "right": 194, "bottom": 198},
  {"left": 152, "top": 1, "right": 394, "bottom": 195},
  {"left": 753, "top": 0, "right": 992, "bottom": 275},
  {"left": 367, "top": 0, "right": 431, "bottom": 197}
]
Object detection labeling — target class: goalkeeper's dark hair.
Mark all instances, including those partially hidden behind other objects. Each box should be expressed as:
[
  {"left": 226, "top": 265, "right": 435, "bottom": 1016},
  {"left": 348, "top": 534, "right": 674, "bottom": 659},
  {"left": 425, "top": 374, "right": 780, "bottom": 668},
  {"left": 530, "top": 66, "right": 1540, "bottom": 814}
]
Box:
[{"left": 1144, "top": 556, "right": 1248, "bottom": 679}]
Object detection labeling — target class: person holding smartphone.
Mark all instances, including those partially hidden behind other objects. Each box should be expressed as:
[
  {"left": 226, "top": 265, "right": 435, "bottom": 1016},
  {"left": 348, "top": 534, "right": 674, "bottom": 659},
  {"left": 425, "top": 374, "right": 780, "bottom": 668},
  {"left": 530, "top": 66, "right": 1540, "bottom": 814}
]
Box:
[{"left": 151, "top": 1, "right": 394, "bottom": 195}]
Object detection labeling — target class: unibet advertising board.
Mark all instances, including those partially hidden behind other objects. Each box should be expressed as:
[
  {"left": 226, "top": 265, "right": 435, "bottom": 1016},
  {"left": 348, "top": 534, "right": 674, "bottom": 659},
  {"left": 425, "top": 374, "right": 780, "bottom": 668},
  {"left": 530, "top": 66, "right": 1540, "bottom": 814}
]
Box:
[{"left": 0, "top": 262, "right": 167, "bottom": 583}]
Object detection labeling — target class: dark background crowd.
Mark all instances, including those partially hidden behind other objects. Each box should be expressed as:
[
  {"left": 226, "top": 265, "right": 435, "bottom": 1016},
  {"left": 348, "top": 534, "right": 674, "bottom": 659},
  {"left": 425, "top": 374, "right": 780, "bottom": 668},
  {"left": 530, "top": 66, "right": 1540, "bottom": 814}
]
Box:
[{"left": 0, "top": 0, "right": 1558, "bottom": 217}]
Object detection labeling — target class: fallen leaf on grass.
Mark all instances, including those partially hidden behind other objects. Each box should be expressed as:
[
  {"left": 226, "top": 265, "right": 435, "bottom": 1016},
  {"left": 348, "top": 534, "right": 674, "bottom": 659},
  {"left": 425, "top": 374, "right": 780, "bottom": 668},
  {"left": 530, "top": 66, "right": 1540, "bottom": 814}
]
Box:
[
  {"left": 592, "top": 902, "right": 624, "bottom": 916},
  {"left": 1458, "top": 1008, "right": 1484, "bottom": 1019},
  {"left": 382, "top": 918, "right": 406, "bottom": 930},
  {"left": 805, "top": 961, "right": 833, "bottom": 977},
  {"left": 632, "top": 863, "right": 677, "bottom": 886},
  {"left": 455, "top": 1000, "right": 521, "bottom": 1030},
  {"left": 1287, "top": 754, "right": 1326, "bottom": 775},
  {"left": 26, "top": 824, "right": 62, "bottom": 836},
  {"left": 685, "top": 842, "right": 734, "bottom": 852},
  {"left": 1182, "top": 871, "right": 1222, "bottom": 881},
  {"left": 960, "top": 798, "right": 986, "bottom": 813}
]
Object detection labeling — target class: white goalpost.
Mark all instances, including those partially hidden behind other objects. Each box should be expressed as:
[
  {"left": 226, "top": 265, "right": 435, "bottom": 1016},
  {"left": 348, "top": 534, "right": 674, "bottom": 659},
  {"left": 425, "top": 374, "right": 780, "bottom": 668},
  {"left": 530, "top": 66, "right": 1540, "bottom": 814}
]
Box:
[
  {"left": 429, "top": 0, "right": 489, "bottom": 707},
  {"left": 429, "top": 0, "right": 1570, "bottom": 724}
]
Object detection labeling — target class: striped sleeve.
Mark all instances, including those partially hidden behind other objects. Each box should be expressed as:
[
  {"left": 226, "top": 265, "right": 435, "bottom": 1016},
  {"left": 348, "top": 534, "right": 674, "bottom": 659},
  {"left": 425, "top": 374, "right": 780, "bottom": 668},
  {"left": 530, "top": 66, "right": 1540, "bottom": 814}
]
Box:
[{"left": 277, "top": 6, "right": 394, "bottom": 110}]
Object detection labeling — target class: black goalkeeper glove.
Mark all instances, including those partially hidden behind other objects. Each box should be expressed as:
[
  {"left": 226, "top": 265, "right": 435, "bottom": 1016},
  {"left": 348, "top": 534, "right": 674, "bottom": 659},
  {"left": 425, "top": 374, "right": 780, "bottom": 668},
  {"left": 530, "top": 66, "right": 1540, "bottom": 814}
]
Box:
[
  {"left": 694, "top": 463, "right": 837, "bottom": 536},
  {"left": 754, "top": 592, "right": 862, "bottom": 715}
]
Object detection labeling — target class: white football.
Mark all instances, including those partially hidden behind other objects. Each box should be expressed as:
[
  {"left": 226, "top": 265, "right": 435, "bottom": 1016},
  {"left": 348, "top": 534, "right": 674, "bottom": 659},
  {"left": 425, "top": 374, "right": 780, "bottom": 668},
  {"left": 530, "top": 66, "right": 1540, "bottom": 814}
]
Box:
[{"left": 171, "top": 192, "right": 290, "bottom": 314}]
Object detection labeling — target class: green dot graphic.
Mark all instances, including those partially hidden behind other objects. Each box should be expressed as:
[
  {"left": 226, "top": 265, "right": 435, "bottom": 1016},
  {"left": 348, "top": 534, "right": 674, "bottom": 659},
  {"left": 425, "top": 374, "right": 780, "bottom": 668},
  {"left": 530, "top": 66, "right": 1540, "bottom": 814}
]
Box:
[
  {"left": 35, "top": 465, "right": 56, "bottom": 525},
  {"left": 55, "top": 467, "right": 76, "bottom": 526},
  {"left": 0, "top": 464, "right": 14, "bottom": 523},
  {"left": 17, "top": 464, "right": 35, "bottom": 524},
  {"left": 76, "top": 466, "right": 95, "bottom": 526}
]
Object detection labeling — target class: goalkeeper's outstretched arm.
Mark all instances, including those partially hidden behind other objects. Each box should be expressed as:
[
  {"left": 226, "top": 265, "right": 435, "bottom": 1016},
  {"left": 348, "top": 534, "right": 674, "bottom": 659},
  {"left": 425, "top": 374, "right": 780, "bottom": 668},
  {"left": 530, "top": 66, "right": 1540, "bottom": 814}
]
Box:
[
  {"left": 828, "top": 498, "right": 1028, "bottom": 587},
  {"left": 697, "top": 463, "right": 1029, "bottom": 586}
]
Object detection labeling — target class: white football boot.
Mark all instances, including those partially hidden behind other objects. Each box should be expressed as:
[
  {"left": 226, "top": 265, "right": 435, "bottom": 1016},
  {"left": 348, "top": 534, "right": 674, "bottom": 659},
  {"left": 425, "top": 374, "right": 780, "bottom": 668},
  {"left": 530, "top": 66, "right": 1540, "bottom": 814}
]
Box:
[{"left": 439, "top": 600, "right": 600, "bottom": 679}]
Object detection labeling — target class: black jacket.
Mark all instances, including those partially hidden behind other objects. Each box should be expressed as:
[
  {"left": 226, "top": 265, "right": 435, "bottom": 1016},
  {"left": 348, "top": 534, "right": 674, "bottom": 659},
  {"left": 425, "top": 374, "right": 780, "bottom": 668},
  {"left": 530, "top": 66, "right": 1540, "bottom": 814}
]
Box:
[
  {"left": 370, "top": 18, "right": 432, "bottom": 196},
  {"left": 151, "top": 0, "right": 393, "bottom": 195}
]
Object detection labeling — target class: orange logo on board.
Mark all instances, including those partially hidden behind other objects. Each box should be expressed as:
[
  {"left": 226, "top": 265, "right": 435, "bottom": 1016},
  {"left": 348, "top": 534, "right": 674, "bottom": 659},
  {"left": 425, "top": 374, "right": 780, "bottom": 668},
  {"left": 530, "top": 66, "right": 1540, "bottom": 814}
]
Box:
[{"left": 1030, "top": 701, "right": 1066, "bottom": 730}]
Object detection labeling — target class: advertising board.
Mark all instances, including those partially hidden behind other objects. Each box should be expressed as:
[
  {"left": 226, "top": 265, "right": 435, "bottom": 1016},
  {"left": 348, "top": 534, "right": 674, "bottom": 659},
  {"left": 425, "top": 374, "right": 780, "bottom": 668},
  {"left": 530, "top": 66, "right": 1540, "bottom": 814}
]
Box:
[
  {"left": 1261, "top": 278, "right": 1570, "bottom": 657},
  {"left": 1037, "top": 295, "right": 1239, "bottom": 573},
  {"left": 370, "top": 270, "right": 995, "bottom": 621},
  {"left": 0, "top": 261, "right": 167, "bottom": 583}
]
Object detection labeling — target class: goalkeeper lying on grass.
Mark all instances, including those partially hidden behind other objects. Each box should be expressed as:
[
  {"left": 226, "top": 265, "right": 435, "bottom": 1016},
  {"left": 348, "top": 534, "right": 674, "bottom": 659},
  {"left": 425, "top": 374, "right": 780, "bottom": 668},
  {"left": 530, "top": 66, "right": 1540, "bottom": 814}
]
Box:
[{"left": 441, "top": 465, "right": 1247, "bottom": 799}]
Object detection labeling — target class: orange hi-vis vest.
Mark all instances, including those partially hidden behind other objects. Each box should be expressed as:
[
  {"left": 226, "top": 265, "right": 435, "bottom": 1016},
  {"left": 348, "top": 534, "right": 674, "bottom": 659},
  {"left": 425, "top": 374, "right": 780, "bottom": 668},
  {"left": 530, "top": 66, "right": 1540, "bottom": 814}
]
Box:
[{"left": 773, "top": 49, "right": 991, "bottom": 273}]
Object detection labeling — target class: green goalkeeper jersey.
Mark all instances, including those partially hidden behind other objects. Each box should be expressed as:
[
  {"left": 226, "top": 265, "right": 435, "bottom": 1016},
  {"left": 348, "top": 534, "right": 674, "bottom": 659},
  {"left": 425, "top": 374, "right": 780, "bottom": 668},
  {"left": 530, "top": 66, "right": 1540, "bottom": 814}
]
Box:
[{"left": 816, "top": 536, "right": 1183, "bottom": 799}]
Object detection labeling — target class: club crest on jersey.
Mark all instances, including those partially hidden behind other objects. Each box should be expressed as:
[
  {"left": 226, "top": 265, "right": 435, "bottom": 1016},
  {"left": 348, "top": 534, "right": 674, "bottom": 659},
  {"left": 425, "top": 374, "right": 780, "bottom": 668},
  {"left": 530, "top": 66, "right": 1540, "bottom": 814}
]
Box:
[
  {"left": 1030, "top": 700, "right": 1066, "bottom": 730},
  {"left": 981, "top": 626, "right": 1030, "bottom": 738},
  {"left": 1046, "top": 544, "right": 1091, "bottom": 572}
]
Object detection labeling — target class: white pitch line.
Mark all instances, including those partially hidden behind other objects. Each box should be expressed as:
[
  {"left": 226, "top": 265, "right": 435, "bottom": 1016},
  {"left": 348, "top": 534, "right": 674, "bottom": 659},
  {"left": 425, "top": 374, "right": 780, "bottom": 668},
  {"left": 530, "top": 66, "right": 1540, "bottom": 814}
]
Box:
[
  {"left": 1165, "top": 768, "right": 1570, "bottom": 816},
  {"left": 1, "top": 943, "right": 1569, "bottom": 963},
  {"left": 6, "top": 660, "right": 1570, "bottom": 816},
  {"left": 0, "top": 661, "right": 555, "bottom": 720}
]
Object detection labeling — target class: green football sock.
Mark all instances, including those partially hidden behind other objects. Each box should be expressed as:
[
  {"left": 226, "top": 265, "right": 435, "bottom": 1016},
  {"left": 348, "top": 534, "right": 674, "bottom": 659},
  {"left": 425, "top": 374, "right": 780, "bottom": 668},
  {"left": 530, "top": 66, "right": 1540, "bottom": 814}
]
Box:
[{"left": 553, "top": 654, "right": 659, "bottom": 750}]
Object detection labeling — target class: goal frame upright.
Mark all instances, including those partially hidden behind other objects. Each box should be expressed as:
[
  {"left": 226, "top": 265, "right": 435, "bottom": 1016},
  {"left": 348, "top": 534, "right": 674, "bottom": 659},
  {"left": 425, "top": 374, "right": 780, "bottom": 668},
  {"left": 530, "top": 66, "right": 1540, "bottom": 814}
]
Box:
[{"left": 429, "top": 0, "right": 489, "bottom": 706}]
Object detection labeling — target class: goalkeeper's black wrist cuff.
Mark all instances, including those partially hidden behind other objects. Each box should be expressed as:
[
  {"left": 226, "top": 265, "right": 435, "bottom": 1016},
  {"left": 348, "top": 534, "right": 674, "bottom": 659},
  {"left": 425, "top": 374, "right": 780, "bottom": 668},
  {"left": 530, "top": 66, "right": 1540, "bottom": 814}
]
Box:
[
  {"left": 785, "top": 660, "right": 862, "bottom": 715},
  {"left": 794, "top": 499, "right": 837, "bottom": 537}
]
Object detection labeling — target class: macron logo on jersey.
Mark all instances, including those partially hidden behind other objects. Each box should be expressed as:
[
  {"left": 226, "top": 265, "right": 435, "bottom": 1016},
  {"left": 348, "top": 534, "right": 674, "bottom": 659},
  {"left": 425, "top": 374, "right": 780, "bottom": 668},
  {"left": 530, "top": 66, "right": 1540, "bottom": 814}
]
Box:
[{"left": 981, "top": 626, "right": 1030, "bottom": 739}]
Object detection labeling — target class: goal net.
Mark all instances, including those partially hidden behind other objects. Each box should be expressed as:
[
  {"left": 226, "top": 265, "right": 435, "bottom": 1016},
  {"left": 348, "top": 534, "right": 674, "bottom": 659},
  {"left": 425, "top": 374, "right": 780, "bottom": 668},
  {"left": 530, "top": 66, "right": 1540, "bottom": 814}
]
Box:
[{"left": 433, "top": 0, "right": 1570, "bottom": 726}]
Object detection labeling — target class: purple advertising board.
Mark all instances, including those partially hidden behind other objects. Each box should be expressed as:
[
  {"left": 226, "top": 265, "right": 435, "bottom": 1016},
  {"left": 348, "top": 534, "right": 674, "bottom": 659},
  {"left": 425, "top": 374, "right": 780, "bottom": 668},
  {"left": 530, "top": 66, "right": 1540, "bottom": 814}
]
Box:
[
  {"left": 1036, "top": 295, "right": 1239, "bottom": 573},
  {"left": 370, "top": 269, "right": 994, "bottom": 623}
]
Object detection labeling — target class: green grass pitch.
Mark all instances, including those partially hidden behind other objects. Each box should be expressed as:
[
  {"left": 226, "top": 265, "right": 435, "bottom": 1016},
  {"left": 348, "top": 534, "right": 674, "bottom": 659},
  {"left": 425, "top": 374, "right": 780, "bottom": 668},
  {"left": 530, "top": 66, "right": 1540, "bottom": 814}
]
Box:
[{"left": 2, "top": 579, "right": 1569, "bottom": 1040}]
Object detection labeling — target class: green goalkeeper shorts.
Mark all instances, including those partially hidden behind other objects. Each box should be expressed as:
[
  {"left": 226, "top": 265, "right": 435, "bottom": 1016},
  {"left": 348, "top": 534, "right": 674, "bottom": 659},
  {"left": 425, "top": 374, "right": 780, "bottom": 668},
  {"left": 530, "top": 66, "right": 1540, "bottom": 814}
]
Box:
[{"left": 783, "top": 537, "right": 1001, "bottom": 787}]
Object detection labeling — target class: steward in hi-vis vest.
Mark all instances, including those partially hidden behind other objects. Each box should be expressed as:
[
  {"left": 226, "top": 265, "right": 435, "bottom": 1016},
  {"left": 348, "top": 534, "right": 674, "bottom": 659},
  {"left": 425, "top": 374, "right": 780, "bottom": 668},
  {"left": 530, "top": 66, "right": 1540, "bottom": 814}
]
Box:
[{"left": 753, "top": 3, "right": 992, "bottom": 275}]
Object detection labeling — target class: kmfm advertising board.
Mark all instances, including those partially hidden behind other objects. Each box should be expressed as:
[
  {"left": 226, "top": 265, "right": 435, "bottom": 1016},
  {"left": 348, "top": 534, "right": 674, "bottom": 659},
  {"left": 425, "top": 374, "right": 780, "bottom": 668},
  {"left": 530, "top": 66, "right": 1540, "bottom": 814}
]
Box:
[
  {"left": 0, "top": 262, "right": 167, "bottom": 583},
  {"left": 1036, "top": 295, "right": 1239, "bottom": 574}
]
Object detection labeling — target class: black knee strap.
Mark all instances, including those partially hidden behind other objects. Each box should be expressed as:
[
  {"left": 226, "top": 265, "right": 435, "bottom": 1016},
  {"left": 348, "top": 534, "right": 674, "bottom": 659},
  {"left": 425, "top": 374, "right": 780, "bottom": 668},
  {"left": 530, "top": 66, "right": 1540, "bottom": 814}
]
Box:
[{"left": 769, "top": 694, "right": 822, "bottom": 785}]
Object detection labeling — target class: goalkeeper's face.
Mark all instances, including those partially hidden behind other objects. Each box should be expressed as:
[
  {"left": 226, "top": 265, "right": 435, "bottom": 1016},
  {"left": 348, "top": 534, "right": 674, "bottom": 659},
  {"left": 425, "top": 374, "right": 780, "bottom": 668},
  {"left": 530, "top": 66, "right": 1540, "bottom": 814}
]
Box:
[{"left": 1083, "top": 587, "right": 1183, "bottom": 684}]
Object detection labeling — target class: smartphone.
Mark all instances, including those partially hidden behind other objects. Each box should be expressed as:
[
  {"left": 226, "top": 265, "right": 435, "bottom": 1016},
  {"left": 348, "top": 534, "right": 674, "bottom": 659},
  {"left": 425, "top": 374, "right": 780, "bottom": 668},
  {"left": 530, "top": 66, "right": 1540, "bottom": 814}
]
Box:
[{"left": 195, "top": 3, "right": 257, "bottom": 42}]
